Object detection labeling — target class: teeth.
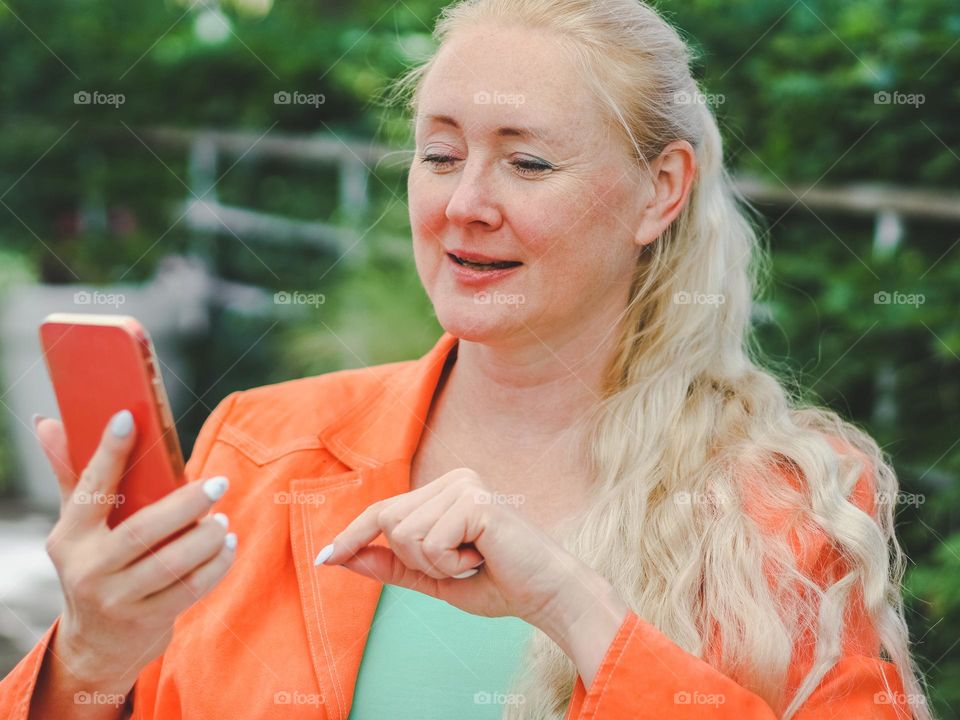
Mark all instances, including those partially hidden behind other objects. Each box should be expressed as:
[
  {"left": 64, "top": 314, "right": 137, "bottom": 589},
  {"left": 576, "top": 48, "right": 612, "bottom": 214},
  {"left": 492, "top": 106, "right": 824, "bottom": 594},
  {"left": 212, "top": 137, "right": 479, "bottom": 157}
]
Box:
[{"left": 451, "top": 254, "right": 520, "bottom": 270}]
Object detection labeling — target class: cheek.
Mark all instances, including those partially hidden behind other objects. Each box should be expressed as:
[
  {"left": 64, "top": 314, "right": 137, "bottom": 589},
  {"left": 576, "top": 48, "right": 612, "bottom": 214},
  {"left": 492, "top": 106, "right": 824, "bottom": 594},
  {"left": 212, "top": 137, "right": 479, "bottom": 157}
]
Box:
[
  {"left": 409, "top": 176, "right": 450, "bottom": 252},
  {"left": 518, "top": 182, "right": 637, "bottom": 296},
  {"left": 408, "top": 175, "right": 449, "bottom": 282}
]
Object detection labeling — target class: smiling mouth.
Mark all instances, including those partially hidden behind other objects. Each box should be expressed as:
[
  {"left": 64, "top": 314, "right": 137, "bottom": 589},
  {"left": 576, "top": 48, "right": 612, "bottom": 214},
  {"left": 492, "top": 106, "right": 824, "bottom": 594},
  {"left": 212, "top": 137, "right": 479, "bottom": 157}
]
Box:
[{"left": 447, "top": 253, "right": 523, "bottom": 271}]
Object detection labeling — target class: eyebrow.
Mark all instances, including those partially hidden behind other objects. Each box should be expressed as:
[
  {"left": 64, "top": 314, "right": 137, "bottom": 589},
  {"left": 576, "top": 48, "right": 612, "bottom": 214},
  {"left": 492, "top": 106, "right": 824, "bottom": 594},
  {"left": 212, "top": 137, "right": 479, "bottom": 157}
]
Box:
[{"left": 421, "top": 113, "right": 551, "bottom": 142}]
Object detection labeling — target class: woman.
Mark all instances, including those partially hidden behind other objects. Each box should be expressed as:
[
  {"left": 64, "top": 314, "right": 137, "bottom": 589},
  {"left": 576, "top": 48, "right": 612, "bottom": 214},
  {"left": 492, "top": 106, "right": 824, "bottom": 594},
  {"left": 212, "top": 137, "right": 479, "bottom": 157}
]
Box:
[{"left": 1, "top": 0, "right": 929, "bottom": 718}]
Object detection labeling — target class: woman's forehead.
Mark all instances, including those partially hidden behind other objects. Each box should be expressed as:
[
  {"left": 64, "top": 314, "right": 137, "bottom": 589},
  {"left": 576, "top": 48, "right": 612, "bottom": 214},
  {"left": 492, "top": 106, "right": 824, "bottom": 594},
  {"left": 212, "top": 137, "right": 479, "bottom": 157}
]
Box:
[{"left": 420, "top": 23, "right": 591, "bottom": 110}]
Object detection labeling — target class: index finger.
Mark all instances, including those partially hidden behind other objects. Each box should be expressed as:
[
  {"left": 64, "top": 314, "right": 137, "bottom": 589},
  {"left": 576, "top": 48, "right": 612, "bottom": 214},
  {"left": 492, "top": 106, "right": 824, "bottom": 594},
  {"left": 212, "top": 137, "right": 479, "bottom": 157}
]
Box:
[{"left": 315, "top": 500, "right": 387, "bottom": 567}]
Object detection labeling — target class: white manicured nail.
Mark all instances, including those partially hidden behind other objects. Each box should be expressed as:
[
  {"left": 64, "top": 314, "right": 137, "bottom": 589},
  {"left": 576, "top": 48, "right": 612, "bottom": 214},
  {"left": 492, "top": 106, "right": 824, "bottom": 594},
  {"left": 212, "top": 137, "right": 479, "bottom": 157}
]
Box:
[
  {"left": 452, "top": 568, "right": 479, "bottom": 579},
  {"left": 224, "top": 532, "right": 237, "bottom": 550},
  {"left": 212, "top": 513, "right": 229, "bottom": 529},
  {"left": 109, "top": 409, "right": 134, "bottom": 438},
  {"left": 314, "top": 543, "right": 335, "bottom": 566},
  {"left": 203, "top": 476, "right": 229, "bottom": 501}
]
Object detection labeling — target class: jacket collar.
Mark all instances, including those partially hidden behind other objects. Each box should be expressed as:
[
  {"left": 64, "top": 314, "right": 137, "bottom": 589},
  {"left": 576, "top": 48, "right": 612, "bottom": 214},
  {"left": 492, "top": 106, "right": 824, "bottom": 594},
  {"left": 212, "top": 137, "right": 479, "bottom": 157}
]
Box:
[
  {"left": 289, "top": 331, "right": 459, "bottom": 720},
  {"left": 317, "top": 331, "right": 459, "bottom": 470}
]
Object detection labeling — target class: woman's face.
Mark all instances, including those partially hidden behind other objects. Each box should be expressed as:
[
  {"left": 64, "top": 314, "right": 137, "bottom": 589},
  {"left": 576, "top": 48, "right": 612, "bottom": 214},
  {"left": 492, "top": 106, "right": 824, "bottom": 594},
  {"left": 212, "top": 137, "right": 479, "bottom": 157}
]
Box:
[{"left": 408, "top": 23, "right": 650, "bottom": 346}]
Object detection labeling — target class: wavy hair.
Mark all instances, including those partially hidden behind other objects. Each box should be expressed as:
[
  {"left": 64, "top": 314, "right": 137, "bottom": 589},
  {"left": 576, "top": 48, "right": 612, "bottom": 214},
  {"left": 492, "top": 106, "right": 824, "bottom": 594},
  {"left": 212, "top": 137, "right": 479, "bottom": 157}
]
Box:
[{"left": 386, "top": 1, "right": 930, "bottom": 718}]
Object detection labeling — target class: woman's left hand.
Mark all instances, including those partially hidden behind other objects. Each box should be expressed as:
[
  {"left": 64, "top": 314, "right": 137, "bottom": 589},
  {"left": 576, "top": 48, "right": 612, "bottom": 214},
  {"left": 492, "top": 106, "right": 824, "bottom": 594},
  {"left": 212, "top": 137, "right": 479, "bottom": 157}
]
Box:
[{"left": 314, "top": 467, "right": 603, "bottom": 631}]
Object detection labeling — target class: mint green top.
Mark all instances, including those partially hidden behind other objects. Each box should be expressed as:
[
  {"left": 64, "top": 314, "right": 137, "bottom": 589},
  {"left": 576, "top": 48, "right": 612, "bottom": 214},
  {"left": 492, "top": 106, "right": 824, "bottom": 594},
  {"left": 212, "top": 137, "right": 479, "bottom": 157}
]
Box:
[{"left": 347, "top": 584, "right": 536, "bottom": 719}]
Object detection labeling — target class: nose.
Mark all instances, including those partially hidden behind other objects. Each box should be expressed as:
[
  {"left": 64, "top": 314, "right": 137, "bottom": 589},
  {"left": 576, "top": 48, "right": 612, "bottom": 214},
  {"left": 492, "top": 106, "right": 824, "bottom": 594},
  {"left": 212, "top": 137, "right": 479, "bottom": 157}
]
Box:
[{"left": 444, "top": 160, "right": 502, "bottom": 229}]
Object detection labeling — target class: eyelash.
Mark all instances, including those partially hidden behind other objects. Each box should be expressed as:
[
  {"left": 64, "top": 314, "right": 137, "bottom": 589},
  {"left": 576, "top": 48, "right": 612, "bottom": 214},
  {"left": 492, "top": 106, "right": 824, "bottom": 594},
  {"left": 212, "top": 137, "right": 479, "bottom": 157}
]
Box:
[{"left": 418, "top": 153, "right": 553, "bottom": 177}]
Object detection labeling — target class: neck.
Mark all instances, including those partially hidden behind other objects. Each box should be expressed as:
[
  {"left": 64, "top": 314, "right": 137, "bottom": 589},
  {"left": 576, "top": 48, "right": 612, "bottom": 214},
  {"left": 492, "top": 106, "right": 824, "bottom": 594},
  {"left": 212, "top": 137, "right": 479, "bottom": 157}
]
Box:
[{"left": 443, "top": 308, "right": 625, "bottom": 443}]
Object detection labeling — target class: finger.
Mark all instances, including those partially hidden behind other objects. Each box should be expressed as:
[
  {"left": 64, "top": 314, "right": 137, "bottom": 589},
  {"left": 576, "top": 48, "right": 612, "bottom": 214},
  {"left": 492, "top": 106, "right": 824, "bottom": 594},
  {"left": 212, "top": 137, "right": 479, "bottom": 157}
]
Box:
[
  {"left": 421, "top": 494, "right": 487, "bottom": 577},
  {"left": 136, "top": 534, "right": 237, "bottom": 617},
  {"left": 34, "top": 416, "right": 76, "bottom": 516},
  {"left": 103, "top": 475, "right": 229, "bottom": 572},
  {"left": 69, "top": 410, "right": 137, "bottom": 526},
  {"left": 319, "top": 473, "right": 468, "bottom": 567},
  {"left": 387, "top": 490, "right": 461, "bottom": 579},
  {"left": 339, "top": 544, "right": 443, "bottom": 597},
  {"left": 108, "top": 514, "right": 229, "bottom": 601}
]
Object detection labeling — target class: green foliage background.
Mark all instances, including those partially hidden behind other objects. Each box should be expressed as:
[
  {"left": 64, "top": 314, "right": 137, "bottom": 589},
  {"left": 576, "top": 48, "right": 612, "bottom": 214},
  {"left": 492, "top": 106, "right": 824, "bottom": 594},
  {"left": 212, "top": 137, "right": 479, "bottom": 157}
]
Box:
[{"left": 0, "top": 0, "right": 957, "bottom": 714}]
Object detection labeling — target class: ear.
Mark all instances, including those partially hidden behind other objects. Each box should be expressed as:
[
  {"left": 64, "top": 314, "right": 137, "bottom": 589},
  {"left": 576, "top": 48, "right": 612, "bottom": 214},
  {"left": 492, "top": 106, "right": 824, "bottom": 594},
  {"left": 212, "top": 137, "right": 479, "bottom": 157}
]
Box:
[{"left": 633, "top": 139, "right": 697, "bottom": 248}]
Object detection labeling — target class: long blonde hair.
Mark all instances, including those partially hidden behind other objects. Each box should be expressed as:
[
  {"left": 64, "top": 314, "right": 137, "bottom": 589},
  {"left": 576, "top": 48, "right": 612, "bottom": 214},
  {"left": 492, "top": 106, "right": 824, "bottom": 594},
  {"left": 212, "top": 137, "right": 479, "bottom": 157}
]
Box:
[{"left": 387, "top": 1, "right": 930, "bottom": 718}]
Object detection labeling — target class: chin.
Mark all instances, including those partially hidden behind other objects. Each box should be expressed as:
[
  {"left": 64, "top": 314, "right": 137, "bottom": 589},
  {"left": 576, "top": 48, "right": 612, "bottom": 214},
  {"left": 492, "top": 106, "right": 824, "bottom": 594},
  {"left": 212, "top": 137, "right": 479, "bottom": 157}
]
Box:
[{"left": 433, "top": 299, "right": 525, "bottom": 344}]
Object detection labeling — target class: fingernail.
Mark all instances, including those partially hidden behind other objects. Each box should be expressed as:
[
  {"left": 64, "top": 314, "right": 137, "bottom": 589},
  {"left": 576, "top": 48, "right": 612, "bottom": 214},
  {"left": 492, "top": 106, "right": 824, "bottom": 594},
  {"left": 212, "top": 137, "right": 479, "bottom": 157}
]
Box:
[
  {"left": 109, "top": 409, "right": 134, "bottom": 438},
  {"left": 224, "top": 532, "right": 237, "bottom": 550},
  {"left": 314, "top": 543, "right": 335, "bottom": 566},
  {"left": 202, "top": 476, "right": 229, "bottom": 501},
  {"left": 31, "top": 413, "right": 45, "bottom": 431},
  {"left": 452, "top": 568, "right": 479, "bottom": 579},
  {"left": 212, "top": 513, "right": 229, "bottom": 529}
]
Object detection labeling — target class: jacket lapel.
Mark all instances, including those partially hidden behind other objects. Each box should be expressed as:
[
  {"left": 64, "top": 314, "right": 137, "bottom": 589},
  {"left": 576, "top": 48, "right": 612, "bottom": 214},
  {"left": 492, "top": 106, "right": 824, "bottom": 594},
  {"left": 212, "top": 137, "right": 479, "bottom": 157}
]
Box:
[{"left": 287, "top": 332, "right": 459, "bottom": 720}]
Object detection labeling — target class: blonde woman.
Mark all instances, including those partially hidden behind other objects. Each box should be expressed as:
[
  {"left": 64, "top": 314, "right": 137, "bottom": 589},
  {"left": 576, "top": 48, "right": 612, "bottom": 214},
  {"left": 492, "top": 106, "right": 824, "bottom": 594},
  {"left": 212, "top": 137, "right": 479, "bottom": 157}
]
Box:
[{"left": 2, "top": 0, "right": 929, "bottom": 718}]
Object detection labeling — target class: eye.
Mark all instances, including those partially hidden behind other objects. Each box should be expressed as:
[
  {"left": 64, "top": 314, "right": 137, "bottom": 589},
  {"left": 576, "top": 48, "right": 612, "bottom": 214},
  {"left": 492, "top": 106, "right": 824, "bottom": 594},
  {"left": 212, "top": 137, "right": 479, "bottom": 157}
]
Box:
[
  {"left": 510, "top": 156, "right": 554, "bottom": 177},
  {"left": 418, "top": 153, "right": 459, "bottom": 172}
]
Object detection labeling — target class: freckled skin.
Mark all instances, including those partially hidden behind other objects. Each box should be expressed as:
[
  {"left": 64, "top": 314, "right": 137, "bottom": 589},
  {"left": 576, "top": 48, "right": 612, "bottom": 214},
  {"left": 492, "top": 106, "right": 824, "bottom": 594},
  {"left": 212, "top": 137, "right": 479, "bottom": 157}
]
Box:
[{"left": 408, "top": 22, "right": 650, "bottom": 348}]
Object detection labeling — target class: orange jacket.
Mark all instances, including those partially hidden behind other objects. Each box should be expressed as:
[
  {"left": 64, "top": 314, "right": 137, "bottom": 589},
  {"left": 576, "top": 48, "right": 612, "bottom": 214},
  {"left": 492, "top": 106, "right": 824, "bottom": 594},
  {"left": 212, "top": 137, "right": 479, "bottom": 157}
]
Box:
[{"left": 1, "top": 331, "right": 912, "bottom": 719}]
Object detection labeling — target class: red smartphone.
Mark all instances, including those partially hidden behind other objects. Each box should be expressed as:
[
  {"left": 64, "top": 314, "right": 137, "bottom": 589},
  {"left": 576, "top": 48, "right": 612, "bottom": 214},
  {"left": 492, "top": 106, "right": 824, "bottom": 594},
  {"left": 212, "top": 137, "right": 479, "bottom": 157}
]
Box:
[{"left": 39, "top": 313, "right": 186, "bottom": 529}]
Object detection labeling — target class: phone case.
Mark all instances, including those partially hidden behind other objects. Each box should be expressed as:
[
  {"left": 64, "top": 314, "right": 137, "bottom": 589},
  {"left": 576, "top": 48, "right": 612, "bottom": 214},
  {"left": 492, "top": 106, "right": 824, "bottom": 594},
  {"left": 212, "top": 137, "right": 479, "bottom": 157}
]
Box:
[{"left": 39, "top": 313, "right": 186, "bottom": 529}]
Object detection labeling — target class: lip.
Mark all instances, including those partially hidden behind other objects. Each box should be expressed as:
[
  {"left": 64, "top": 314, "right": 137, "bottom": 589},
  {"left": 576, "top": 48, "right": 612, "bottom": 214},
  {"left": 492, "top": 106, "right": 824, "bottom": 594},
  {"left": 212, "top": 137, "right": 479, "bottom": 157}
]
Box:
[
  {"left": 445, "top": 251, "right": 523, "bottom": 288},
  {"left": 446, "top": 248, "right": 521, "bottom": 264}
]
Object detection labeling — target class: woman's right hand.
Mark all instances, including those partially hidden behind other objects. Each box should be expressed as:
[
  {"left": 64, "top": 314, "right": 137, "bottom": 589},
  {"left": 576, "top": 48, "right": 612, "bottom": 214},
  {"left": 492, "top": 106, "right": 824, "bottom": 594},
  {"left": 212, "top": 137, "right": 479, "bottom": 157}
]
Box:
[{"left": 34, "top": 409, "right": 237, "bottom": 695}]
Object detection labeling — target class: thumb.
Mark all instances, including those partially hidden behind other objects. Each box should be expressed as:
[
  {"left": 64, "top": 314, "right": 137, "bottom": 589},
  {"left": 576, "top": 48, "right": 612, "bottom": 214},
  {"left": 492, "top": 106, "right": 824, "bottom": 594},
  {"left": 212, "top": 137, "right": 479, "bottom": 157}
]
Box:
[{"left": 33, "top": 415, "right": 77, "bottom": 516}]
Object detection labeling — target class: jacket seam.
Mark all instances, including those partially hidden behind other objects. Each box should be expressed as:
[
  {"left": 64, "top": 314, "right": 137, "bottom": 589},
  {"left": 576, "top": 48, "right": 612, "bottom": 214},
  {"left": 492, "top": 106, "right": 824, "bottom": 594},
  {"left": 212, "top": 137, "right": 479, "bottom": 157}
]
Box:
[{"left": 192, "top": 391, "right": 242, "bottom": 477}]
